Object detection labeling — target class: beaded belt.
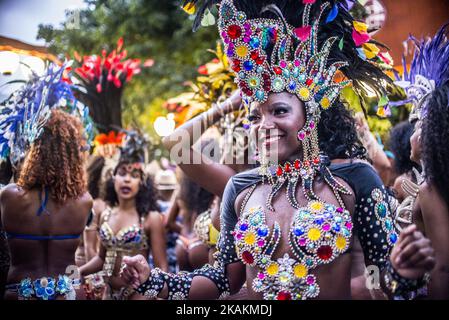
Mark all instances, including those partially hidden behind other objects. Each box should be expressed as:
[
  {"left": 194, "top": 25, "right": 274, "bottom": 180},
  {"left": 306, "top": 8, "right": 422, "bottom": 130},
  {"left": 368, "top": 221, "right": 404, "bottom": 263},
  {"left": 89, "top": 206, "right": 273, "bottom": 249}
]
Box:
[{"left": 5, "top": 275, "right": 80, "bottom": 300}]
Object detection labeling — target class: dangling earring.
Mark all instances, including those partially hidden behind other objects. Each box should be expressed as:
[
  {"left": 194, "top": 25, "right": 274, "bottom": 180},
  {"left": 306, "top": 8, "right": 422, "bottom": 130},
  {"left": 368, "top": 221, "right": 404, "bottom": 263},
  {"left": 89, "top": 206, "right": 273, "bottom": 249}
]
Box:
[
  {"left": 264, "top": 113, "right": 319, "bottom": 211},
  {"left": 298, "top": 114, "right": 351, "bottom": 208},
  {"left": 258, "top": 146, "right": 272, "bottom": 185},
  {"left": 297, "top": 118, "right": 323, "bottom": 203}
]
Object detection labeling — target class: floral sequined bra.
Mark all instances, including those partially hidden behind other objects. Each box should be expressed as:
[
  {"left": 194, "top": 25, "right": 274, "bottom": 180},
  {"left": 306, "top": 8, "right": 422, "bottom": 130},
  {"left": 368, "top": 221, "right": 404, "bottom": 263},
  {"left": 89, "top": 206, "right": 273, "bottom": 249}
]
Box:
[
  {"left": 99, "top": 208, "right": 148, "bottom": 250},
  {"left": 99, "top": 208, "right": 148, "bottom": 277},
  {"left": 233, "top": 198, "right": 353, "bottom": 300}
]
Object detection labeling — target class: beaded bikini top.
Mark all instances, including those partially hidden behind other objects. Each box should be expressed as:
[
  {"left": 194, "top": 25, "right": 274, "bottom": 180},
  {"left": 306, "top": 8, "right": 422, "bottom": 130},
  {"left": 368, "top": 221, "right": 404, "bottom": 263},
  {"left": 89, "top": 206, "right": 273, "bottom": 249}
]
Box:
[
  {"left": 233, "top": 189, "right": 353, "bottom": 300},
  {"left": 99, "top": 208, "right": 148, "bottom": 251}
]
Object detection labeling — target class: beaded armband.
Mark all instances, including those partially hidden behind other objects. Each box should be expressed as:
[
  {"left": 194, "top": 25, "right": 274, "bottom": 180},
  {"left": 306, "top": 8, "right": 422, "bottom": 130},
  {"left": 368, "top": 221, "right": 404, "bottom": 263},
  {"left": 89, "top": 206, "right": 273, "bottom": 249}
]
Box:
[
  {"left": 192, "top": 263, "right": 231, "bottom": 299},
  {"left": 383, "top": 261, "right": 430, "bottom": 299},
  {"left": 163, "top": 271, "right": 194, "bottom": 300},
  {"left": 136, "top": 268, "right": 165, "bottom": 299},
  {"left": 136, "top": 268, "right": 194, "bottom": 300}
]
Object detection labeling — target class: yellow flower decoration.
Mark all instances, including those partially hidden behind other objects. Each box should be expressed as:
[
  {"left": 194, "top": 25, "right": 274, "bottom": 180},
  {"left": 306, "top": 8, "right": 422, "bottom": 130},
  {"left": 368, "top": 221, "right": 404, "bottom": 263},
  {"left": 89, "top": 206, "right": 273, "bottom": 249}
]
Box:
[
  {"left": 294, "top": 264, "right": 308, "bottom": 279},
  {"left": 244, "top": 232, "right": 256, "bottom": 245},
  {"left": 182, "top": 2, "right": 196, "bottom": 15},
  {"left": 308, "top": 228, "right": 321, "bottom": 241},
  {"left": 266, "top": 263, "right": 279, "bottom": 276},
  {"left": 335, "top": 236, "right": 347, "bottom": 251},
  {"left": 362, "top": 43, "right": 380, "bottom": 60},
  {"left": 353, "top": 21, "right": 368, "bottom": 33},
  {"left": 309, "top": 201, "right": 324, "bottom": 213}
]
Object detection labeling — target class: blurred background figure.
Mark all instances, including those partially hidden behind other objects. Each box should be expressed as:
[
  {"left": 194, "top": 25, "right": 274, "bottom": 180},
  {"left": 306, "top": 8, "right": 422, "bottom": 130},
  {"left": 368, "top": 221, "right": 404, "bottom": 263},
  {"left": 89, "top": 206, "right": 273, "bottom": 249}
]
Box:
[
  {"left": 166, "top": 169, "right": 214, "bottom": 272},
  {"left": 152, "top": 168, "right": 178, "bottom": 273},
  {"left": 388, "top": 121, "right": 421, "bottom": 203}
]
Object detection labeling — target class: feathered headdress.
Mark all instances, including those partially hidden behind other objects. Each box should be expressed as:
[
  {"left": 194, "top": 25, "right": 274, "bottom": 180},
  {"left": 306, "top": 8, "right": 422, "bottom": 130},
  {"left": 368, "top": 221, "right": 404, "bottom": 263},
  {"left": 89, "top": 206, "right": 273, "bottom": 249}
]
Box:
[
  {"left": 93, "top": 130, "right": 125, "bottom": 158},
  {"left": 119, "top": 129, "right": 150, "bottom": 165},
  {"left": 185, "top": 0, "right": 392, "bottom": 114},
  {"left": 0, "top": 62, "right": 95, "bottom": 166},
  {"left": 392, "top": 23, "right": 449, "bottom": 121}
]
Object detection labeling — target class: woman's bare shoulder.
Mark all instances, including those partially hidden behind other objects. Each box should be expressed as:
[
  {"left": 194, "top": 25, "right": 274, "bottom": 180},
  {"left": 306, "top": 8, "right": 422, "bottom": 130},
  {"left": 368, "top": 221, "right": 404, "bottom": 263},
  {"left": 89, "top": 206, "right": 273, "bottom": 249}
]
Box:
[
  {"left": 0, "top": 183, "right": 26, "bottom": 202},
  {"left": 143, "top": 211, "right": 163, "bottom": 233},
  {"left": 78, "top": 191, "right": 93, "bottom": 205},
  {"left": 92, "top": 198, "right": 107, "bottom": 214},
  {"left": 419, "top": 182, "right": 448, "bottom": 216}
]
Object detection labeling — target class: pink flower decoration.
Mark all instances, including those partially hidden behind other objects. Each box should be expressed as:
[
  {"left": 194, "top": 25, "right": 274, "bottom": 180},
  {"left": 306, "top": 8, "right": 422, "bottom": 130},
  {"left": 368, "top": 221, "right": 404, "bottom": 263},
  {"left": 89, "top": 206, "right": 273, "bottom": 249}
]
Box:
[
  {"left": 352, "top": 29, "right": 370, "bottom": 47},
  {"left": 302, "top": 0, "right": 316, "bottom": 4},
  {"left": 294, "top": 25, "right": 312, "bottom": 42}
]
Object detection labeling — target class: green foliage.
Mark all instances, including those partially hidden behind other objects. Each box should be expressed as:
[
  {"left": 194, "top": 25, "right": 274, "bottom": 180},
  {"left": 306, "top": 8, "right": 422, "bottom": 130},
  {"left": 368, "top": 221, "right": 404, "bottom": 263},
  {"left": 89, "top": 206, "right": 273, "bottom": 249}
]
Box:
[{"left": 37, "top": 0, "right": 219, "bottom": 142}]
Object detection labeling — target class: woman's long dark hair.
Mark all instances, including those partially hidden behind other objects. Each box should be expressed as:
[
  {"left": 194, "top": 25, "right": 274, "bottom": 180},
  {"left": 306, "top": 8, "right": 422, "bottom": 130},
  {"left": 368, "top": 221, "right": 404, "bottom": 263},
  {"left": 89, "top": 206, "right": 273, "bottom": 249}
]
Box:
[
  {"left": 104, "top": 161, "right": 160, "bottom": 217},
  {"left": 178, "top": 173, "right": 215, "bottom": 214},
  {"left": 178, "top": 138, "right": 215, "bottom": 213},
  {"left": 421, "top": 82, "right": 449, "bottom": 209},
  {"left": 388, "top": 121, "right": 419, "bottom": 175},
  {"left": 318, "top": 100, "right": 365, "bottom": 160},
  {"left": 0, "top": 159, "right": 13, "bottom": 185}
]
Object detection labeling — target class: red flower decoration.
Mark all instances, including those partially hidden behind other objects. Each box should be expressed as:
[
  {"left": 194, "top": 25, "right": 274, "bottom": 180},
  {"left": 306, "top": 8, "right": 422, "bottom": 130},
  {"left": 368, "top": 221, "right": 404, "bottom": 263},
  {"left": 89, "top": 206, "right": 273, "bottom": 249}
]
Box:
[
  {"left": 75, "top": 37, "right": 154, "bottom": 93},
  {"left": 198, "top": 65, "right": 208, "bottom": 75},
  {"left": 95, "top": 131, "right": 125, "bottom": 146}
]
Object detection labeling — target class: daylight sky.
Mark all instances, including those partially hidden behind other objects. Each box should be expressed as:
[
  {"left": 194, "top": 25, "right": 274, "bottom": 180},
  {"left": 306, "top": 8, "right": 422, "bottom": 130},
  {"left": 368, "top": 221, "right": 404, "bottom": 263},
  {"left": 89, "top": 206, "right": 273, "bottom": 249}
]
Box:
[{"left": 0, "top": 0, "right": 86, "bottom": 45}]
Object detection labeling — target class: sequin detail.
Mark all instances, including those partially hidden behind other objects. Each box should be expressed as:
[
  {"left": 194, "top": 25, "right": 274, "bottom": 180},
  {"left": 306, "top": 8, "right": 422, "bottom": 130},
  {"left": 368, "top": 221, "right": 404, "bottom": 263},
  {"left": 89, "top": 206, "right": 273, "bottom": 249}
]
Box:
[{"left": 234, "top": 202, "right": 352, "bottom": 300}]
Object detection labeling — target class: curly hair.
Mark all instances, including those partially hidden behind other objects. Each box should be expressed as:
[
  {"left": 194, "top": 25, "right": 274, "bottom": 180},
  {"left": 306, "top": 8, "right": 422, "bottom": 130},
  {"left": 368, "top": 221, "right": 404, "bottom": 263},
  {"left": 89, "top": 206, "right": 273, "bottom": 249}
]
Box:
[
  {"left": 87, "top": 155, "right": 106, "bottom": 199},
  {"left": 388, "top": 121, "right": 419, "bottom": 175},
  {"left": 318, "top": 100, "right": 366, "bottom": 160},
  {"left": 421, "top": 82, "right": 449, "bottom": 208},
  {"left": 104, "top": 161, "right": 160, "bottom": 217},
  {"left": 17, "top": 109, "right": 87, "bottom": 203}
]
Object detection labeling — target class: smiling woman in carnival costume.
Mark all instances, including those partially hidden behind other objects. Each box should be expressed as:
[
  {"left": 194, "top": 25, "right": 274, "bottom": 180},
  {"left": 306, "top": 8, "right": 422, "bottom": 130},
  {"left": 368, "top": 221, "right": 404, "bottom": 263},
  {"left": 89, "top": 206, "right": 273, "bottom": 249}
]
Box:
[{"left": 121, "top": 0, "right": 435, "bottom": 300}]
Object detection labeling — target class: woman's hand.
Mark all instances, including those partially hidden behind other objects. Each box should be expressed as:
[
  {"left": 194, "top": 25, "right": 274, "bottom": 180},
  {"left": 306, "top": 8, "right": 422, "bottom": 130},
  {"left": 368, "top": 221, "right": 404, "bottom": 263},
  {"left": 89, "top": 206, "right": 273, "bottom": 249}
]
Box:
[
  {"left": 120, "top": 255, "right": 151, "bottom": 289},
  {"left": 390, "top": 224, "right": 436, "bottom": 279}
]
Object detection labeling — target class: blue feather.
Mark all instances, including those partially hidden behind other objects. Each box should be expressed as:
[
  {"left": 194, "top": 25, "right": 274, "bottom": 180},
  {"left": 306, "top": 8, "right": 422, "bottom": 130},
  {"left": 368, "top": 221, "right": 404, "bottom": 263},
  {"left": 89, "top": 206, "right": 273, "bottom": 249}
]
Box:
[
  {"left": 325, "top": 4, "right": 338, "bottom": 24},
  {"left": 0, "top": 62, "right": 95, "bottom": 165},
  {"left": 392, "top": 23, "right": 449, "bottom": 110},
  {"left": 408, "top": 23, "right": 449, "bottom": 87}
]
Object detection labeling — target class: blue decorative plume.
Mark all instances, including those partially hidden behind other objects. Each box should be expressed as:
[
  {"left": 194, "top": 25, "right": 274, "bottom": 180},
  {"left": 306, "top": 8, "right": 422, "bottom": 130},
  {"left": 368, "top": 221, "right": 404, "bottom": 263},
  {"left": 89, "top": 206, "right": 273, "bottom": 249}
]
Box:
[
  {"left": 392, "top": 23, "right": 449, "bottom": 117},
  {"left": 0, "top": 62, "right": 95, "bottom": 166}
]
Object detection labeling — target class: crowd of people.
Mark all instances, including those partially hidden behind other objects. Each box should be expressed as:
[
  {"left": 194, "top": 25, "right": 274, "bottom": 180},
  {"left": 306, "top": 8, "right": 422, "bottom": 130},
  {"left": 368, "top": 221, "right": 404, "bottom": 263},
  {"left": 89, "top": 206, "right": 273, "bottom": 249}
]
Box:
[{"left": 0, "top": 0, "right": 448, "bottom": 300}]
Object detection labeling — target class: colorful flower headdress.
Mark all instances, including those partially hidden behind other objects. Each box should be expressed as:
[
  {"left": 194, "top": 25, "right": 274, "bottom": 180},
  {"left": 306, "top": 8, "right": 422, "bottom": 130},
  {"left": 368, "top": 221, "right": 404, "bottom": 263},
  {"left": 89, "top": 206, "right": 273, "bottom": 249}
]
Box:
[
  {"left": 218, "top": 0, "right": 351, "bottom": 111},
  {"left": 392, "top": 24, "right": 449, "bottom": 122},
  {"left": 93, "top": 130, "right": 125, "bottom": 158},
  {"left": 115, "top": 129, "right": 153, "bottom": 179},
  {"left": 0, "top": 62, "right": 94, "bottom": 166}
]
